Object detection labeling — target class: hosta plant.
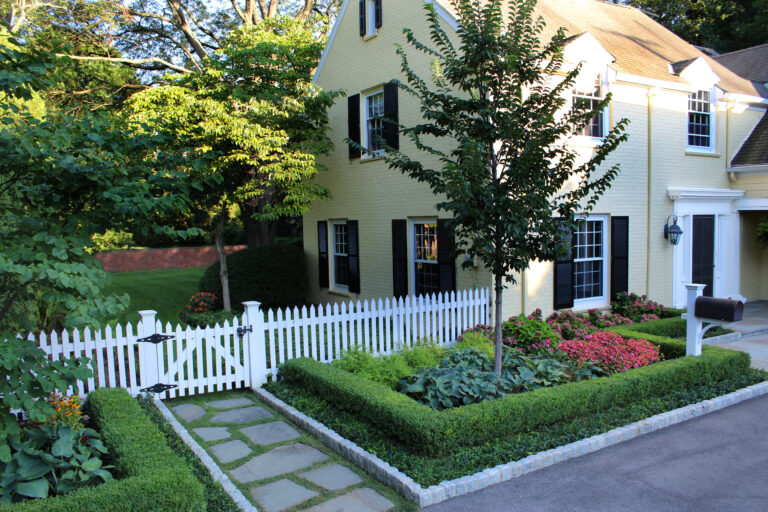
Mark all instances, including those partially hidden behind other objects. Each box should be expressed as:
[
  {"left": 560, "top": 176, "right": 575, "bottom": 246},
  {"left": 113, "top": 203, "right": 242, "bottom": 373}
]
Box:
[{"left": 0, "top": 425, "right": 112, "bottom": 503}]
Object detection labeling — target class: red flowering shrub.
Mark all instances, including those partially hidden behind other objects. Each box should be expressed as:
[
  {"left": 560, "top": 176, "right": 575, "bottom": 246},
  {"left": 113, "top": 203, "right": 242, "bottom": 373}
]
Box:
[
  {"left": 185, "top": 292, "right": 219, "bottom": 314},
  {"left": 612, "top": 292, "right": 669, "bottom": 322},
  {"left": 558, "top": 331, "right": 661, "bottom": 375}
]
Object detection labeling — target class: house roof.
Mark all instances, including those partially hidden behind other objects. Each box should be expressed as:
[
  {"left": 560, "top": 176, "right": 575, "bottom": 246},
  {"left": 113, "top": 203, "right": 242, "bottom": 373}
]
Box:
[
  {"left": 714, "top": 43, "right": 768, "bottom": 86},
  {"left": 732, "top": 110, "right": 768, "bottom": 167},
  {"left": 434, "top": 0, "right": 767, "bottom": 98}
]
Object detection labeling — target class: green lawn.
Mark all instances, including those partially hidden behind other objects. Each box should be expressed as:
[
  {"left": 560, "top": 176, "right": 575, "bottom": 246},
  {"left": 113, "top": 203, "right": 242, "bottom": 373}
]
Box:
[{"left": 104, "top": 267, "right": 206, "bottom": 326}]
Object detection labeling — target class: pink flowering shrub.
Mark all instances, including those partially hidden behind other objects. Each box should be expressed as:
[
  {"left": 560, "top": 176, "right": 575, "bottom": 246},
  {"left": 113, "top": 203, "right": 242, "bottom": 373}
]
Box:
[
  {"left": 528, "top": 308, "right": 633, "bottom": 341},
  {"left": 558, "top": 331, "right": 662, "bottom": 375},
  {"left": 612, "top": 292, "right": 669, "bottom": 322}
]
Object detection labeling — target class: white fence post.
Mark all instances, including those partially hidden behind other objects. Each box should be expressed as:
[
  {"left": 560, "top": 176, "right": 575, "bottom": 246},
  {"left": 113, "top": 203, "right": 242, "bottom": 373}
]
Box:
[
  {"left": 137, "top": 310, "right": 158, "bottom": 392},
  {"left": 685, "top": 284, "right": 706, "bottom": 356},
  {"left": 244, "top": 301, "right": 268, "bottom": 387}
]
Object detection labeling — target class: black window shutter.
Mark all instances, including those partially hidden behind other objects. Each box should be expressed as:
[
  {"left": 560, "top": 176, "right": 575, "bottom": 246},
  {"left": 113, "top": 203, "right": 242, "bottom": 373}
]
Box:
[
  {"left": 437, "top": 219, "right": 456, "bottom": 293},
  {"left": 348, "top": 94, "right": 361, "bottom": 159},
  {"left": 610, "top": 216, "right": 629, "bottom": 301},
  {"left": 318, "top": 221, "right": 329, "bottom": 288},
  {"left": 348, "top": 220, "right": 360, "bottom": 294},
  {"left": 383, "top": 82, "right": 399, "bottom": 150},
  {"left": 374, "top": 0, "right": 382, "bottom": 28},
  {"left": 392, "top": 219, "right": 408, "bottom": 298},
  {"left": 553, "top": 222, "right": 574, "bottom": 310},
  {"left": 359, "top": 0, "right": 366, "bottom": 36}
]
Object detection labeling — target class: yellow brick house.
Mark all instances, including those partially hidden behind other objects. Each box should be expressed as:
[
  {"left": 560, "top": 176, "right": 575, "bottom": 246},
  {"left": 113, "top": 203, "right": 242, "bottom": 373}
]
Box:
[{"left": 302, "top": 0, "right": 768, "bottom": 319}]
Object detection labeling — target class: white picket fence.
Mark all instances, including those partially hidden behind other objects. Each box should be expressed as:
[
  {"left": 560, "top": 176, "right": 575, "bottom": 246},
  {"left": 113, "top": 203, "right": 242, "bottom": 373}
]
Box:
[{"left": 26, "top": 288, "right": 490, "bottom": 399}]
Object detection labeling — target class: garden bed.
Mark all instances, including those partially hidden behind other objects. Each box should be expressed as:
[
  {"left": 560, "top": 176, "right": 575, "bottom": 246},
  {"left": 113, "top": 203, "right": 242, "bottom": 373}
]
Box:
[{"left": 7, "top": 388, "right": 204, "bottom": 512}]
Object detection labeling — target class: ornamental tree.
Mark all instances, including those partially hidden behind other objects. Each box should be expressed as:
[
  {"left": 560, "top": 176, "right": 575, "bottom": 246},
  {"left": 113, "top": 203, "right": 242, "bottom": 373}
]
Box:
[
  {"left": 384, "top": 0, "right": 629, "bottom": 373},
  {"left": 127, "top": 17, "right": 339, "bottom": 310}
]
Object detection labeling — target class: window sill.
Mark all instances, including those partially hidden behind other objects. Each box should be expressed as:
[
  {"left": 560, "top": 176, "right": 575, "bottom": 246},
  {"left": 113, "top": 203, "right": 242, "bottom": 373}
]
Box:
[
  {"left": 328, "top": 289, "right": 352, "bottom": 298},
  {"left": 568, "top": 136, "right": 605, "bottom": 149},
  {"left": 361, "top": 152, "right": 386, "bottom": 163},
  {"left": 685, "top": 149, "right": 720, "bottom": 158},
  {"left": 363, "top": 32, "right": 378, "bottom": 42},
  {"left": 572, "top": 299, "right": 609, "bottom": 311}
]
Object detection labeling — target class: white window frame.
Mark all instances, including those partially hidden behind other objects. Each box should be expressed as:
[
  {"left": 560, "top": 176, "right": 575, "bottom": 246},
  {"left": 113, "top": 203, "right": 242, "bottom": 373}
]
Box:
[
  {"left": 572, "top": 76, "right": 608, "bottom": 141},
  {"left": 330, "top": 220, "right": 349, "bottom": 292},
  {"left": 410, "top": 219, "right": 440, "bottom": 297},
  {"left": 362, "top": 88, "right": 385, "bottom": 158},
  {"left": 572, "top": 215, "right": 608, "bottom": 309},
  {"left": 366, "top": 0, "right": 378, "bottom": 36},
  {"left": 686, "top": 89, "right": 716, "bottom": 153}
]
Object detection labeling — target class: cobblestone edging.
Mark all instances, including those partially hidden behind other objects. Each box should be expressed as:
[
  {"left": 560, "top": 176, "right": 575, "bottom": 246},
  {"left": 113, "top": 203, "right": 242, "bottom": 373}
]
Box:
[
  {"left": 154, "top": 399, "right": 259, "bottom": 512},
  {"left": 254, "top": 381, "right": 768, "bottom": 508}
]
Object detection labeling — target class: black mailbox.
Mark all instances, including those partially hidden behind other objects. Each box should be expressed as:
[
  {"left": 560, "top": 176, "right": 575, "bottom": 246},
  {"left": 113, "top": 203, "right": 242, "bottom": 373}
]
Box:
[{"left": 694, "top": 297, "right": 744, "bottom": 322}]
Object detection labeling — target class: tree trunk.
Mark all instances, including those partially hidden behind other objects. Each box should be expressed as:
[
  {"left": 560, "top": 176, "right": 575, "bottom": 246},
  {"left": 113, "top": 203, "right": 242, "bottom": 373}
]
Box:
[
  {"left": 242, "top": 202, "right": 276, "bottom": 248},
  {"left": 493, "top": 273, "right": 503, "bottom": 374},
  {"left": 214, "top": 217, "right": 232, "bottom": 311}
]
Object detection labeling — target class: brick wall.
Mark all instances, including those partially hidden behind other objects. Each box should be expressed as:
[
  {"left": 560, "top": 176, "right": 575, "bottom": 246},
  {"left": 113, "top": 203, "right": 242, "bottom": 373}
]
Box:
[{"left": 96, "top": 245, "right": 247, "bottom": 272}]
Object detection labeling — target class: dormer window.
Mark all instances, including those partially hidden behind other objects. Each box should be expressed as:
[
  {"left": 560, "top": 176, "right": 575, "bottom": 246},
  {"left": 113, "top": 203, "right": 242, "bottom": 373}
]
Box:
[
  {"left": 573, "top": 78, "right": 606, "bottom": 138},
  {"left": 359, "top": 0, "right": 382, "bottom": 37},
  {"left": 688, "top": 90, "right": 713, "bottom": 149}
]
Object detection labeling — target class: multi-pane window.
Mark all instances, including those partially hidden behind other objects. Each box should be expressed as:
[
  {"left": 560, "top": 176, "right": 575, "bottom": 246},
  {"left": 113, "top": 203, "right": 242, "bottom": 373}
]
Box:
[
  {"left": 573, "top": 78, "right": 605, "bottom": 138},
  {"left": 688, "top": 90, "right": 712, "bottom": 148},
  {"left": 332, "top": 222, "right": 349, "bottom": 289},
  {"left": 573, "top": 219, "right": 605, "bottom": 302},
  {"left": 365, "top": 91, "right": 385, "bottom": 152},
  {"left": 414, "top": 222, "right": 439, "bottom": 296}
]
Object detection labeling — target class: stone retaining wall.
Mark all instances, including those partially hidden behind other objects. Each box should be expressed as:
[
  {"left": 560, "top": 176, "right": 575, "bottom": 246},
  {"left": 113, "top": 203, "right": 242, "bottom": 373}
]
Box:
[{"left": 96, "top": 245, "right": 247, "bottom": 272}]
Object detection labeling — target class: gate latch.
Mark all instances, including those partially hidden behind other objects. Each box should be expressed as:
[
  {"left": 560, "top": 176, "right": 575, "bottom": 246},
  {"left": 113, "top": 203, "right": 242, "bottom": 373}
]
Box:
[
  {"left": 137, "top": 333, "right": 175, "bottom": 344},
  {"left": 236, "top": 326, "right": 253, "bottom": 338}
]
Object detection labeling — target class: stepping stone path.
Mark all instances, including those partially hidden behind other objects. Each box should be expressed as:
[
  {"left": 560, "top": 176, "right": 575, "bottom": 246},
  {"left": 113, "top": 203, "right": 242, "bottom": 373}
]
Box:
[
  {"left": 210, "top": 405, "right": 272, "bottom": 424},
  {"left": 240, "top": 421, "right": 300, "bottom": 445},
  {"left": 251, "top": 479, "right": 318, "bottom": 512},
  {"left": 210, "top": 440, "right": 252, "bottom": 464},
  {"left": 193, "top": 427, "right": 231, "bottom": 442},
  {"left": 299, "top": 464, "right": 363, "bottom": 491},
  {"left": 169, "top": 394, "right": 396, "bottom": 512}
]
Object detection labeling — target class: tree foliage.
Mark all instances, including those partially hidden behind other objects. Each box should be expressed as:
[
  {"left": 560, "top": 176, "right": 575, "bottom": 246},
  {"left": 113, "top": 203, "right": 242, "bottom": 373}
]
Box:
[
  {"left": 126, "top": 17, "right": 338, "bottom": 308},
  {"left": 384, "top": 0, "right": 629, "bottom": 372},
  {"left": 0, "top": 40, "right": 196, "bottom": 332}
]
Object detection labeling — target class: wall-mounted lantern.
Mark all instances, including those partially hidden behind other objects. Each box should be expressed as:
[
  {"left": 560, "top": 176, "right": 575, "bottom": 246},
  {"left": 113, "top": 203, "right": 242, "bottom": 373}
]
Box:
[{"left": 664, "top": 215, "right": 683, "bottom": 245}]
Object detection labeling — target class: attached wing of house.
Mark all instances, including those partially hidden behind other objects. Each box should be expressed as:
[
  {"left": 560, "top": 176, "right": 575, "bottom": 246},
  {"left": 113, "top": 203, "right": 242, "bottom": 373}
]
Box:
[{"left": 303, "top": 0, "right": 768, "bottom": 316}]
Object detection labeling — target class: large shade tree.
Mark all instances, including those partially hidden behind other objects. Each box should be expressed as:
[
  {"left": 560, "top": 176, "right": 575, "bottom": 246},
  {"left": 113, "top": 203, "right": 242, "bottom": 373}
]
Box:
[
  {"left": 126, "top": 17, "right": 338, "bottom": 310},
  {"left": 384, "top": 0, "right": 629, "bottom": 372}
]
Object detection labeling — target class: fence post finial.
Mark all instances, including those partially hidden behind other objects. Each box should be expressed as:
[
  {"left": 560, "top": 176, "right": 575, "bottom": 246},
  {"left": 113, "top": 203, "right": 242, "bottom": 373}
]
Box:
[{"left": 243, "top": 301, "right": 267, "bottom": 388}]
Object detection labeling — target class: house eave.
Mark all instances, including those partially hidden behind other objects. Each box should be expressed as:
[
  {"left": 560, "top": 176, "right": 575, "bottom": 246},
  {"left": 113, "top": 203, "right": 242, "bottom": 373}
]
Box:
[{"left": 729, "top": 164, "right": 768, "bottom": 176}]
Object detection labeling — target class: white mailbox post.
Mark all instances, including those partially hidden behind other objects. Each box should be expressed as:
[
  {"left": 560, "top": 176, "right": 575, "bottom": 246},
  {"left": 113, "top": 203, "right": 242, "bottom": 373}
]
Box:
[{"left": 683, "top": 283, "right": 741, "bottom": 356}]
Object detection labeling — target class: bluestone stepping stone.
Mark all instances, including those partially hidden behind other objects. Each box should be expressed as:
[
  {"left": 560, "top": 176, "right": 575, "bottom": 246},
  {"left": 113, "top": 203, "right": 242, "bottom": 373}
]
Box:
[
  {"left": 206, "top": 397, "right": 254, "bottom": 409},
  {"left": 250, "top": 479, "right": 318, "bottom": 512},
  {"left": 210, "top": 440, "right": 252, "bottom": 464},
  {"left": 240, "top": 421, "right": 300, "bottom": 446},
  {"left": 193, "top": 427, "right": 231, "bottom": 442},
  {"left": 210, "top": 406, "right": 272, "bottom": 424},
  {"left": 172, "top": 403, "right": 206, "bottom": 422},
  {"left": 299, "top": 464, "right": 362, "bottom": 491},
  {"left": 304, "top": 488, "right": 393, "bottom": 512},
  {"left": 230, "top": 443, "right": 328, "bottom": 483}
]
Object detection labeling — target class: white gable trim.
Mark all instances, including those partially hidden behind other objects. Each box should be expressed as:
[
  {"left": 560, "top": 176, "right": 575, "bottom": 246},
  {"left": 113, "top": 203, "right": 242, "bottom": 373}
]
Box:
[
  {"left": 676, "top": 57, "right": 721, "bottom": 90},
  {"left": 313, "top": 0, "right": 458, "bottom": 85}
]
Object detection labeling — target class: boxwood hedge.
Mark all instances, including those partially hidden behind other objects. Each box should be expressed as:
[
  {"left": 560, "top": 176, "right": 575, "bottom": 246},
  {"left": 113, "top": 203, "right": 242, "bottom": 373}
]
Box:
[
  {"left": 278, "top": 332, "right": 750, "bottom": 455},
  {"left": 7, "top": 388, "right": 205, "bottom": 512}
]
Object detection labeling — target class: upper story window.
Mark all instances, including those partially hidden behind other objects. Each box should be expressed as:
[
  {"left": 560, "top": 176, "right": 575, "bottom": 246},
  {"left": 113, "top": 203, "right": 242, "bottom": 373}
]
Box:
[
  {"left": 364, "top": 90, "right": 385, "bottom": 153},
  {"left": 413, "top": 221, "right": 440, "bottom": 296},
  {"left": 688, "top": 90, "right": 713, "bottom": 149},
  {"left": 573, "top": 78, "right": 606, "bottom": 138},
  {"left": 359, "top": 0, "right": 382, "bottom": 37}
]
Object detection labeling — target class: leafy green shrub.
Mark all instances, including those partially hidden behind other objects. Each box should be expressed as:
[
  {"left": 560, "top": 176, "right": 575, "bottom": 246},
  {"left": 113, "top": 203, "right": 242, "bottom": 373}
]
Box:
[
  {"left": 449, "top": 330, "right": 495, "bottom": 359},
  {"left": 278, "top": 333, "right": 750, "bottom": 454},
  {"left": 5, "top": 388, "right": 204, "bottom": 512},
  {"left": 618, "top": 317, "right": 731, "bottom": 340},
  {"left": 398, "top": 341, "right": 445, "bottom": 371},
  {"left": 0, "top": 335, "right": 93, "bottom": 463},
  {"left": 502, "top": 314, "right": 560, "bottom": 351},
  {"left": 199, "top": 243, "right": 308, "bottom": 309},
  {"left": 89, "top": 230, "right": 134, "bottom": 253},
  {"left": 1, "top": 425, "right": 112, "bottom": 504}
]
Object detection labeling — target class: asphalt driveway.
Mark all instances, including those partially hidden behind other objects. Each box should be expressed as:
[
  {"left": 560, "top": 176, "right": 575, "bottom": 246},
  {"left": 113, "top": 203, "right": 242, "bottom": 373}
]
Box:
[{"left": 424, "top": 394, "right": 768, "bottom": 512}]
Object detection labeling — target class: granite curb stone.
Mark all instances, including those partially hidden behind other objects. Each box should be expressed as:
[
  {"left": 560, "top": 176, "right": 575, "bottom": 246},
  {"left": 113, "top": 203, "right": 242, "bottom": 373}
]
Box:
[{"left": 255, "top": 381, "right": 768, "bottom": 508}]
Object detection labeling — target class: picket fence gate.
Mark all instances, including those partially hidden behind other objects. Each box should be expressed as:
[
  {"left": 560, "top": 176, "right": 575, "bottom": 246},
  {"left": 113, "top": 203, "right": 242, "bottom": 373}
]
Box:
[{"left": 28, "top": 288, "right": 490, "bottom": 400}]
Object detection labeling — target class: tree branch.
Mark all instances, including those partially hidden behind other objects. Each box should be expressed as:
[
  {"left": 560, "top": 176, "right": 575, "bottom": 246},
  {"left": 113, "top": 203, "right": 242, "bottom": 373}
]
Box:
[
  {"left": 166, "top": 0, "right": 209, "bottom": 60},
  {"left": 181, "top": 4, "right": 223, "bottom": 47},
  {"left": 230, "top": 0, "right": 247, "bottom": 23},
  {"left": 63, "top": 54, "right": 194, "bottom": 74}
]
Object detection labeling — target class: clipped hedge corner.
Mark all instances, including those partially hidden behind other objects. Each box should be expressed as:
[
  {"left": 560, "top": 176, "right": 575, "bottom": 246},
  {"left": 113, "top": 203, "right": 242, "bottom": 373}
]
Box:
[
  {"left": 7, "top": 388, "right": 204, "bottom": 512},
  {"left": 278, "top": 332, "right": 750, "bottom": 455}
]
